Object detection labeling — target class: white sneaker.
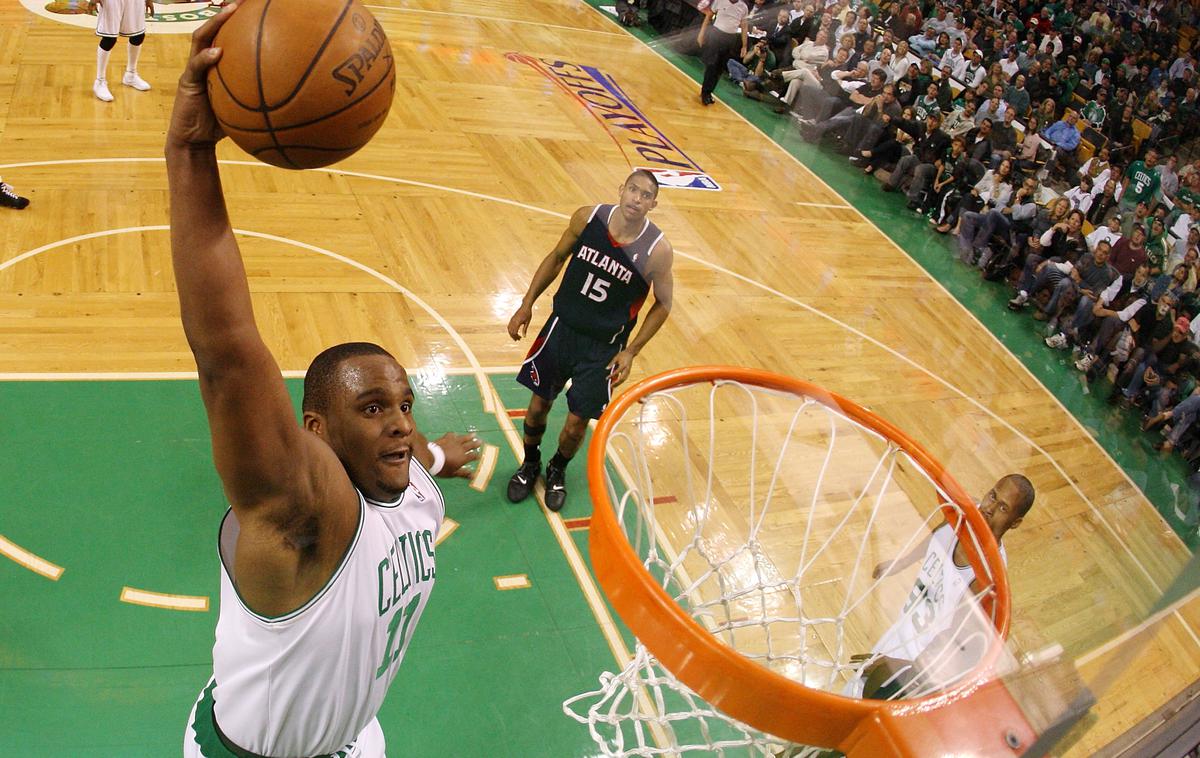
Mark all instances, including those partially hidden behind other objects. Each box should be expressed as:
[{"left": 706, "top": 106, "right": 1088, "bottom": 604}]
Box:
[
  {"left": 122, "top": 71, "right": 151, "bottom": 91},
  {"left": 93, "top": 78, "right": 113, "bottom": 102},
  {"left": 1045, "top": 332, "right": 1069, "bottom": 350},
  {"left": 1075, "top": 353, "right": 1097, "bottom": 372}
]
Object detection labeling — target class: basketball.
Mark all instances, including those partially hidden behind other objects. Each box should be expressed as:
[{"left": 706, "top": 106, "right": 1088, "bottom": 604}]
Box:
[{"left": 207, "top": 0, "right": 396, "bottom": 170}]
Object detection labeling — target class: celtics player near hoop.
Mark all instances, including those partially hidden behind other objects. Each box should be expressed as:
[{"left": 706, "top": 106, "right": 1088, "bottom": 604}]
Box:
[
  {"left": 507, "top": 170, "right": 675, "bottom": 511},
  {"left": 848, "top": 474, "right": 1035, "bottom": 700},
  {"left": 168, "top": 9, "right": 480, "bottom": 757}
]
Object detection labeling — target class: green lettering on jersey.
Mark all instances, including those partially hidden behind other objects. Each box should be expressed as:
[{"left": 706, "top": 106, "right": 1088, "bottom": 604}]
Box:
[{"left": 375, "top": 591, "right": 422, "bottom": 679}]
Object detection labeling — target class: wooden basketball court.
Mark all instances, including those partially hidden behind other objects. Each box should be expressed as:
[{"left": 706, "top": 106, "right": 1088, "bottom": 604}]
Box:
[{"left": 0, "top": 0, "right": 1197, "bottom": 754}]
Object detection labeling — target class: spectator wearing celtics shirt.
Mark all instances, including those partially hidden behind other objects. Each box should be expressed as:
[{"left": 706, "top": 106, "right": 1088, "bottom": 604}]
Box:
[
  {"left": 1120, "top": 148, "right": 1162, "bottom": 213},
  {"left": 846, "top": 475, "right": 1035, "bottom": 700}
]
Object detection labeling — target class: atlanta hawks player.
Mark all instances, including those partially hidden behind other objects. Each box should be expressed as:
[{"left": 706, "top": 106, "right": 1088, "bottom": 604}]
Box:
[{"left": 506, "top": 170, "right": 675, "bottom": 512}]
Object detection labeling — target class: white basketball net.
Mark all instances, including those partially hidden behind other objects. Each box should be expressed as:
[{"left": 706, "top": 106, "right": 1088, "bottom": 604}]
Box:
[{"left": 564, "top": 378, "right": 1004, "bottom": 756}]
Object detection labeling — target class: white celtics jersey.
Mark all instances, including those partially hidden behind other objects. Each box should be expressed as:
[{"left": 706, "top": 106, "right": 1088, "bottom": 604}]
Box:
[
  {"left": 872, "top": 522, "right": 1007, "bottom": 670},
  {"left": 202, "top": 460, "right": 443, "bottom": 757}
]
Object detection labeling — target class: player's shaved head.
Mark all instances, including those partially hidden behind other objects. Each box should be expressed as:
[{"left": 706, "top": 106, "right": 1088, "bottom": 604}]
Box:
[
  {"left": 627, "top": 169, "right": 660, "bottom": 197},
  {"left": 303, "top": 342, "right": 396, "bottom": 414},
  {"left": 999, "top": 473, "right": 1035, "bottom": 518}
]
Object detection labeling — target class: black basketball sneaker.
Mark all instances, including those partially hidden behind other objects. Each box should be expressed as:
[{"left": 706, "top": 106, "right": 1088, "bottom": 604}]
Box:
[
  {"left": 507, "top": 459, "right": 541, "bottom": 503},
  {"left": 0, "top": 182, "right": 29, "bottom": 210}
]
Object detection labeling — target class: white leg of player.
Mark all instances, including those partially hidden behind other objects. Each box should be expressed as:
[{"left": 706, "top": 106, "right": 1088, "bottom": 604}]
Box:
[
  {"left": 94, "top": 45, "right": 113, "bottom": 102},
  {"left": 123, "top": 42, "right": 151, "bottom": 91}
]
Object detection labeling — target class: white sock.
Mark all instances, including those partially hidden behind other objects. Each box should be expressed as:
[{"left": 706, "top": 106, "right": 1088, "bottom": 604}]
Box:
[
  {"left": 96, "top": 45, "right": 111, "bottom": 81},
  {"left": 127, "top": 42, "right": 141, "bottom": 74}
]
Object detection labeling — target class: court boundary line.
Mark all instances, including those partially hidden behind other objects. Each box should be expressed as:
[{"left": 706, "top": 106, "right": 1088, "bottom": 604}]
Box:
[
  {"left": 0, "top": 367, "right": 521, "bottom": 381},
  {"left": 569, "top": 0, "right": 1199, "bottom": 647},
  {"left": 365, "top": 4, "right": 628, "bottom": 37},
  {"left": 3, "top": 159, "right": 1192, "bottom": 656}
]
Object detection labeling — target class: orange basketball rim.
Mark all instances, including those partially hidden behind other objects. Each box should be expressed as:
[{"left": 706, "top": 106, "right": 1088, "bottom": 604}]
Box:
[{"left": 586, "top": 366, "right": 1037, "bottom": 756}]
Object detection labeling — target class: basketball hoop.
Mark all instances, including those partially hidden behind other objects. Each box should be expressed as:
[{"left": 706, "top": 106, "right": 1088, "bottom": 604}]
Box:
[{"left": 565, "top": 366, "right": 1045, "bottom": 756}]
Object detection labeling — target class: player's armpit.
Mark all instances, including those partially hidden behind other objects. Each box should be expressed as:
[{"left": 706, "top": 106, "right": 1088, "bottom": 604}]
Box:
[{"left": 198, "top": 337, "right": 343, "bottom": 517}]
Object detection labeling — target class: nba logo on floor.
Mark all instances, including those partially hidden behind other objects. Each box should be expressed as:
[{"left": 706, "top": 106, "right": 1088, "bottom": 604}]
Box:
[{"left": 637, "top": 168, "right": 721, "bottom": 191}]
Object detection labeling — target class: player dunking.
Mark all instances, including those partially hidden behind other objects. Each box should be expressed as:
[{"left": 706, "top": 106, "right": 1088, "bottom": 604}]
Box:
[
  {"left": 168, "top": 9, "right": 479, "bottom": 757},
  {"left": 506, "top": 171, "right": 675, "bottom": 511},
  {"left": 848, "top": 474, "right": 1035, "bottom": 700},
  {"left": 88, "top": 0, "right": 153, "bottom": 102}
]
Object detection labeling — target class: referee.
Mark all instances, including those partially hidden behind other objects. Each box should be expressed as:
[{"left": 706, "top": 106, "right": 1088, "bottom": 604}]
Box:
[{"left": 698, "top": 0, "right": 749, "bottom": 105}]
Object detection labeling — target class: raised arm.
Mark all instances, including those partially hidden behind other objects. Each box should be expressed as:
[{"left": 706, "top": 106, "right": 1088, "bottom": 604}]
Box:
[
  {"left": 507, "top": 205, "right": 592, "bottom": 340},
  {"left": 872, "top": 526, "right": 937, "bottom": 579},
  {"left": 166, "top": 9, "right": 342, "bottom": 516}
]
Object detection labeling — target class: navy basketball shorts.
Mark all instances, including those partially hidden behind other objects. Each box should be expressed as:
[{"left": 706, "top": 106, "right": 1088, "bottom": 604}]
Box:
[{"left": 516, "top": 315, "right": 622, "bottom": 420}]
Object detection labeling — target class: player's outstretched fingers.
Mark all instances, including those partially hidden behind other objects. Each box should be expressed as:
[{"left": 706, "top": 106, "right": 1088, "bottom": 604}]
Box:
[
  {"left": 184, "top": 2, "right": 238, "bottom": 80},
  {"left": 436, "top": 432, "right": 482, "bottom": 477}
]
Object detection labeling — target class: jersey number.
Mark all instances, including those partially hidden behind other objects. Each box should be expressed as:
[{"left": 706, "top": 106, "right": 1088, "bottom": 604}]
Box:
[
  {"left": 375, "top": 591, "right": 422, "bottom": 679},
  {"left": 580, "top": 272, "right": 610, "bottom": 302}
]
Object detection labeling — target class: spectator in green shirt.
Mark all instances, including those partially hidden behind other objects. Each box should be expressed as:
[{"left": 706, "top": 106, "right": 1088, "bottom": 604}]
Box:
[
  {"left": 1081, "top": 89, "right": 1108, "bottom": 129},
  {"left": 1121, "top": 148, "right": 1162, "bottom": 212}
]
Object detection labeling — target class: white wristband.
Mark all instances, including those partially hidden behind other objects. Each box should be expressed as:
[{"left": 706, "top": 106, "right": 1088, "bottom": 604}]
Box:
[{"left": 426, "top": 442, "right": 445, "bottom": 476}]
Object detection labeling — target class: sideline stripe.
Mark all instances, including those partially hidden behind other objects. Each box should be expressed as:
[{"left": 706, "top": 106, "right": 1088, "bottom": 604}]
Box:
[
  {"left": 435, "top": 517, "right": 460, "bottom": 547},
  {"left": 470, "top": 444, "right": 499, "bottom": 493},
  {"left": 563, "top": 517, "right": 591, "bottom": 531},
  {"left": 792, "top": 200, "right": 854, "bottom": 209},
  {"left": 570, "top": 2, "right": 1197, "bottom": 653},
  {"left": 0, "top": 535, "right": 64, "bottom": 580},
  {"left": 0, "top": 367, "right": 521, "bottom": 382},
  {"left": 365, "top": 5, "right": 627, "bottom": 37},
  {"left": 119, "top": 586, "right": 209, "bottom": 612}
]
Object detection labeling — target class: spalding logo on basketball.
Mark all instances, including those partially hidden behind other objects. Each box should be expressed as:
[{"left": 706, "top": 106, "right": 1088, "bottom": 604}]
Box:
[{"left": 208, "top": 0, "right": 396, "bottom": 169}]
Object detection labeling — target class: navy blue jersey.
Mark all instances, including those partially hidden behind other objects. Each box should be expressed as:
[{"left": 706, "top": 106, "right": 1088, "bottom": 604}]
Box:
[{"left": 552, "top": 205, "right": 664, "bottom": 343}]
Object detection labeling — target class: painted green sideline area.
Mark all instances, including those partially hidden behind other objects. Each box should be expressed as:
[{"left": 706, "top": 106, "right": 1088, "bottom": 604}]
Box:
[{"left": 583, "top": 2, "right": 1197, "bottom": 546}]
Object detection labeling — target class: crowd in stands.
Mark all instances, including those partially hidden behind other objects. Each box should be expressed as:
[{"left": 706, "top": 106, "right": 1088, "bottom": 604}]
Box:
[{"left": 685, "top": 0, "right": 1200, "bottom": 520}]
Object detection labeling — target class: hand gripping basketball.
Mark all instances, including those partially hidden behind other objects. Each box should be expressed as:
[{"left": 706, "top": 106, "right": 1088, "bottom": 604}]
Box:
[{"left": 166, "top": 3, "right": 239, "bottom": 151}]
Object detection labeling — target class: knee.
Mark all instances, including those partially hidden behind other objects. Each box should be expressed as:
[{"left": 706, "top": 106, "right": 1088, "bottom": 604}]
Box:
[
  {"left": 561, "top": 415, "right": 589, "bottom": 442},
  {"left": 526, "top": 397, "right": 552, "bottom": 424},
  {"left": 99, "top": 36, "right": 117, "bottom": 51},
  {"left": 129, "top": 33, "right": 145, "bottom": 46}
]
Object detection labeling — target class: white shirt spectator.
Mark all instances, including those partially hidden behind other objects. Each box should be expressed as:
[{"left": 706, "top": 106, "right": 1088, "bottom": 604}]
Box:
[
  {"left": 1170, "top": 55, "right": 1195, "bottom": 80},
  {"left": 1000, "top": 57, "right": 1020, "bottom": 80},
  {"left": 975, "top": 170, "right": 1013, "bottom": 207},
  {"left": 1064, "top": 185, "right": 1095, "bottom": 214},
  {"left": 1038, "top": 32, "right": 1063, "bottom": 59},
  {"left": 708, "top": 0, "right": 749, "bottom": 34},
  {"left": 792, "top": 40, "right": 830, "bottom": 69},
  {"left": 1087, "top": 225, "right": 1122, "bottom": 251},
  {"left": 1078, "top": 157, "right": 1111, "bottom": 194},
  {"left": 1171, "top": 213, "right": 1194, "bottom": 240},
  {"left": 940, "top": 48, "right": 966, "bottom": 75}
]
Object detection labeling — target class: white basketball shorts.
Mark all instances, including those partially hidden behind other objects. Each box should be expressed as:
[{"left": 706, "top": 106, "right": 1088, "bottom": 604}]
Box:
[{"left": 96, "top": 0, "right": 147, "bottom": 38}]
